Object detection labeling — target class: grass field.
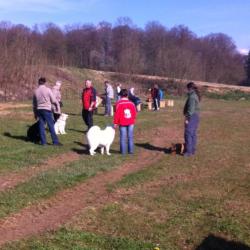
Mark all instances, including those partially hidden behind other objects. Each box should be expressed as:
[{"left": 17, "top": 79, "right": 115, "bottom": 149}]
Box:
[{"left": 0, "top": 97, "right": 249, "bottom": 250}]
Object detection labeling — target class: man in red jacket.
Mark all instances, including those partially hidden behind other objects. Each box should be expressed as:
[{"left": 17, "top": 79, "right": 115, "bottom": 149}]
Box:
[
  {"left": 82, "top": 80, "right": 97, "bottom": 131},
  {"left": 114, "top": 89, "right": 137, "bottom": 154}
]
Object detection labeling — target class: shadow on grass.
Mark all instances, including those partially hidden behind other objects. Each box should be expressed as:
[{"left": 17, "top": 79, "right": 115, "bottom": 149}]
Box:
[
  {"left": 67, "top": 128, "right": 86, "bottom": 134},
  {"left": 72, "top": 141, "right": 89, "bottom": 155},
  {"left": 65, "top": 113, "right": 81, "bottom": 116},
  {"left": 135, "top": 142, "right": 171, "bottom": 154},
  {"left": 3, "top": 132, "right": 28, "bottom": 142},
  {"left": 196, "top": 234, "right": 250, "bottom": 250},
  {"left": 72, "top": 141, "right": 120, "bottom": 155}
]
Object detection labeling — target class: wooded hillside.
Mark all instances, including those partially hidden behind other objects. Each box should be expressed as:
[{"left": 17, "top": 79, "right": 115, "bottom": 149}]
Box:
[{"left": 0, "top": 20, "right": 248, "bottom": 101}]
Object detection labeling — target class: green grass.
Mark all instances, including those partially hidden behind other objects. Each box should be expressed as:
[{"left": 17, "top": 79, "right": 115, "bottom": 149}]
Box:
[
  {"left": 1, "top": 97, "right": 250, "bottom": 249},
  {"left": 3, "top": 228, "right": 154, "bottom": 250},
  {"left": 0, "top": 101, "right": 171, "bottom": 219},
  {"left": 0, "top": 155, "right": 125, "bottom": 218},
  {"left": 205, "top": 89, "right": 250, "bottom": 100},
  {"left": 65, "top": 98, "right": 249, "bottom": 249}
]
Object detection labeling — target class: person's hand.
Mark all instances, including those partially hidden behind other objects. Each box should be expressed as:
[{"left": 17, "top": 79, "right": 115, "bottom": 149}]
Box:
[
  {"left": 113, "top": 124, "right": 118, "bottom": 129},
  {"left": 88, "top": 107, "right": 92, "bottom": 111},
  {"left": 185, "top": 119, "right": 189, "bottom": 125}
]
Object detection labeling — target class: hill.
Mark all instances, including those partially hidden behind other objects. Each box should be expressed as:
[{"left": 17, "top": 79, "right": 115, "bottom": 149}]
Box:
[{"left": 1, "top": 66, "right": 250, "bottom": 102}]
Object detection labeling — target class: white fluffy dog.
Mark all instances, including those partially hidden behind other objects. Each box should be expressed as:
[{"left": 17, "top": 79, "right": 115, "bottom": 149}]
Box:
[
  {"left": 54, "top": 113, "right": 68, "bottom": 134},
  {"left": 86, "top": 126, "right": 115, "bottom": 156}
]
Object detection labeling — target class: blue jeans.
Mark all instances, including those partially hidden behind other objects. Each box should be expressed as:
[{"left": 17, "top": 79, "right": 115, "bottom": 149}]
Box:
[
  {"left": 184, "top": 113, "right": 199, "bottom": 155},
  {"left": 119, "top": 125, "right": 134, "bottom": 154},
  {"left": 37, "top": 109, "right": 59, "bottom": 145},
  {"left": 105, "top": 96, "right": 112, "bottom": 115}
]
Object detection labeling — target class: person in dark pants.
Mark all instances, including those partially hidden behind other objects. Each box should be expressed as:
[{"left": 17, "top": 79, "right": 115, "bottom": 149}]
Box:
[
  {"left": 33, "top": 77, "right": 62, "bottom": 146},
  {"left": 183, "top": 82, "right": 201, "bottom": 156},
  {"left": 81, "top": 80, "right": 97, "bottom": 131},
  {"left": 151, "top": 84, "right": 160, "bottom": 111}
]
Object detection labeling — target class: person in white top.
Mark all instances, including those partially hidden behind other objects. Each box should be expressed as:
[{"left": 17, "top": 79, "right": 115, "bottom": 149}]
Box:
[
  {"left": 104, "top": 81, "right": 114, "bottom": 116},
  {"left": 52, "top": 80, "right": 62, "bottom": 122},
  {"left": 116, "top": 83, "right": 122, "bottom": 101}
]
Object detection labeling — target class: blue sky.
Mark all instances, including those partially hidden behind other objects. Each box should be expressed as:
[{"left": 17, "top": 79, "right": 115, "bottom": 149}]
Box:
[{"left": 0, "top": 0, "right": 249, "bottom": 53}]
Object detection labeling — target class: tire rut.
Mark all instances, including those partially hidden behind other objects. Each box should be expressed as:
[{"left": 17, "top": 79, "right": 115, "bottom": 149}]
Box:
[{"left": 0, "top": 127, "right": 179, "bottom": 246}]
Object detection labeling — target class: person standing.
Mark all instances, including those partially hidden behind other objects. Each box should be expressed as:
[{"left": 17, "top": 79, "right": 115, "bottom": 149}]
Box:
[
  {"left": 33, "top": 77, "right": 62, "bottom": 146},
  {"left": 151, "top": 84, "right": 160, "bottom": 111},
  {"left": 81, "top": 80, "right": 97, "bottom": 131},
  {"left": 52, "top": 80, "right": 62, "bottom": 122},
  {"left": 183, "top": 82, "right": 201, "bottom": 156},
  {"left": 104, "top": 81, "right": 114, "bottom": 116},
  {"left": 114, "top": 89, "right": 137, "bottom": 155},
  {"left": 116, "top": 83, "right": 122, "bottom": 101},
  {"left": 128, "top": 87, "right": 142, "bottom": 111}
]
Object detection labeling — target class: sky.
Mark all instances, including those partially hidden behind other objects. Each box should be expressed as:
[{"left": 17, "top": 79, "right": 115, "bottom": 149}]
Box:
[{"left": 0, "top": 0, "right": 249, "bottom": 54}]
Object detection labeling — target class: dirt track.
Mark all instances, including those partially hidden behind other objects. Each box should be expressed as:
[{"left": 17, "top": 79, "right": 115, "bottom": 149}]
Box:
[{"left": 0, "top": 127, "right": 182, "bottom": 246}]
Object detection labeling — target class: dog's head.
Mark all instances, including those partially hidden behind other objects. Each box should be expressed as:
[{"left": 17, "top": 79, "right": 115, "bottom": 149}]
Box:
[
  {"left": 105, "top": 126, "right": 115, "bottom": 134},
  {"left": 170, "top": 143, "right": 185, "bottom": 155},
  {"left": 60, "top": 113, "right": 68, "bottom": 121}
]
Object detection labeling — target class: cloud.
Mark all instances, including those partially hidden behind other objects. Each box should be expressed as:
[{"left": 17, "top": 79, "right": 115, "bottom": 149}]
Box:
[
  {"left": 238, "top": 48, "right": 249, "bottom": 55},
  {"left": 0, "top": 0, "right": 99, "bottom": 13}
]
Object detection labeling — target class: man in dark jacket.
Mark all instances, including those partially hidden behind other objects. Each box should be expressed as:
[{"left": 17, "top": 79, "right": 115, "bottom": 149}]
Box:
[
  {"left": 183, "top": 82, "right": 201, "bottom": 156},
  {"left": 151, "top": 84, "right": 160, "bottom": 111}
]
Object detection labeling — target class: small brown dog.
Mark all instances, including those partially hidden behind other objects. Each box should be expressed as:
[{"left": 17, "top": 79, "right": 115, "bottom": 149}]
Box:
[{"left": 170, "top": 143, "right": 185, "bottom": 155}]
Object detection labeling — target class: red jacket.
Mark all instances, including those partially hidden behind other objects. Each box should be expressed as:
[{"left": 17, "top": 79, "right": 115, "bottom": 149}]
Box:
[
  {"left": 114, "top": 98, "right": 137, "bottom": 126},
  {"left": 82, "top": 87, "right": 96, "bottom": 110}
]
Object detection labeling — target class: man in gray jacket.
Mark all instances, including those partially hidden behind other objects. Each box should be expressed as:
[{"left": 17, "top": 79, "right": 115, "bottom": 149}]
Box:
[{"left": 33, "top": 77, "right": 62, "bottom": 146}]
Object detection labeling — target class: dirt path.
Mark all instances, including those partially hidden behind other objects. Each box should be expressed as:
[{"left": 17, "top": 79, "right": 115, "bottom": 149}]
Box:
[
  {"left": 0, "top": 128, "right": 179, "bottom": 246},
  {"left": 0, "top": 103, "right": 31, "bottom": 116},
  {"left": 0, "top": 103, "right": 31, "bottom": 111},
  {"left": 0, "top": 152, "right": 80, "bottom": 192}
]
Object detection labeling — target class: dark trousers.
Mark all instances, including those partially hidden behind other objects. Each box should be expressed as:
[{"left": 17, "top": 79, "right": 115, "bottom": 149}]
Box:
[
  {"left": 153, "top": 98, "right": 160, "bottom": 110},
  {"left": 82, "top": 109, "right": 93, "bottom": 130},
  {"left": 37, "top": 109, "right": 59, "bottom": 145},
  {"left": 184, "top": 113, "right": 199, "bottom": 155}
]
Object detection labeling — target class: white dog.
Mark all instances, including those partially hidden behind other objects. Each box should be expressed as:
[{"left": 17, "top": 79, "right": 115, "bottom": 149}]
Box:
[
  {"left": 54, "top": 113, "right": 68, "bottom": 134},
  {"left": 86, "top": 126, "right": 115, "bottom": 156}
]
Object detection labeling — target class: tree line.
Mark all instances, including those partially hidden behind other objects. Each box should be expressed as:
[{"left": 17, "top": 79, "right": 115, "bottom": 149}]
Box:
[{"left": 0, "top": 19, "right": 249, "bottom": 100}]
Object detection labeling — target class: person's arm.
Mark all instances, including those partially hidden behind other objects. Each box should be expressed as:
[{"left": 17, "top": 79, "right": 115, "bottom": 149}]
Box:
[
  {"left": 131, "top": 102, "right": 137, "bottom": 120},
  {"left": 89, "top": 88, "right": 97, "bottom": 111},
  {"left": 32, "top": 95, "right": 37, "bottom": 119},
  {"left": 186, "top": 97, "right": 195, "bottom": 118},
  {"left": 113, "top": 103, "right": 121, "bottom": 128},
  {"left": 50, "top": 89, "right": 60, "bottom": 113}
]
